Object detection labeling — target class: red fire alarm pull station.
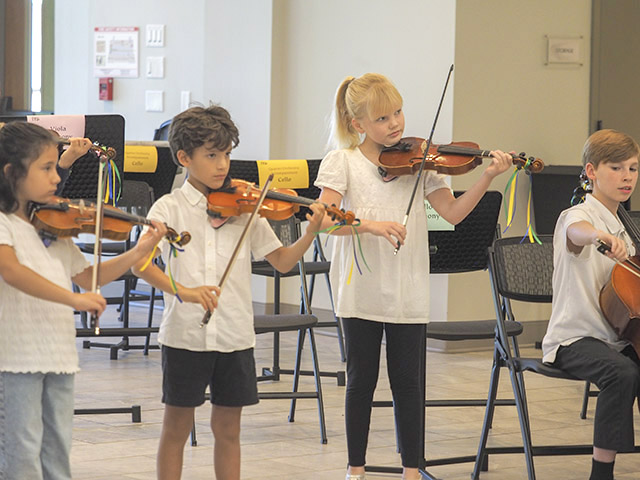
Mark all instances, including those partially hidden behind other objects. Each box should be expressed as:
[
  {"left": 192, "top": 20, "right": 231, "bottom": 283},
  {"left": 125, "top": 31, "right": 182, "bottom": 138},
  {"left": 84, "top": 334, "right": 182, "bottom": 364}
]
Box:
[{"left": 99, "top": 77, "right": 113, "bottom": 100}]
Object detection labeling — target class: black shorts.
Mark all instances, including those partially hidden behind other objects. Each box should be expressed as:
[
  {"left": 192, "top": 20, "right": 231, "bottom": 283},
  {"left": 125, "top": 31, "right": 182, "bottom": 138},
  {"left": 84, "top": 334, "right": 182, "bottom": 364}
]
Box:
[{"left": 161, "top": 345, "right": 259, "bottom": 408}]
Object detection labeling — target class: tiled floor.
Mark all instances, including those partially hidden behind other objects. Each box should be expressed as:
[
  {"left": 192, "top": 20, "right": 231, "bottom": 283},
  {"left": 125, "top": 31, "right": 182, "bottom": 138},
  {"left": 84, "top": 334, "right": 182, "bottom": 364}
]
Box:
[{"left": 70, "top": 304, "right": 640, "bottom": 479}]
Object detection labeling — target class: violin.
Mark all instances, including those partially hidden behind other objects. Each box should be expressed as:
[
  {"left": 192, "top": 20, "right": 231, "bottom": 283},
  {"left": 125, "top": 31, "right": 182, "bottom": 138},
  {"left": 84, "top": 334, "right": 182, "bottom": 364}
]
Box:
[
  {"left": 29, "top": 197, "right": 191, "bottom": 246},
  {"left": 206, "top": 178, "right": 356, "bottom": 225},
  {"left": 378, "top": 137, "right": 545, "bottom": 177}
]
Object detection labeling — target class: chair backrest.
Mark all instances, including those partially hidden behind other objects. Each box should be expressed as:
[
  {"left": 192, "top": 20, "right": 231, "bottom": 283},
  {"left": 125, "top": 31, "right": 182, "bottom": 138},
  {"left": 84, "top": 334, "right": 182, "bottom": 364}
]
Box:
[
  {"left": 489, "top": 235, "right": 554, "bottom": 304},
  {"left": 119, "top": 180, "right": 155, "bottom": 216},
  {"left": 429, "top": 190, "right": 502, "bottom": 274},
  {"left": 123, "top": 142, "right": 178, "bottom": 201},
  {"left": 153, "top": 119, "right": 172, "bottom": 141},
  {"left": 266, "top": 216, "right": 300, "bottom": 247},
  {"left": 0, "top": 96, "right": 12, "bottom": 113}
]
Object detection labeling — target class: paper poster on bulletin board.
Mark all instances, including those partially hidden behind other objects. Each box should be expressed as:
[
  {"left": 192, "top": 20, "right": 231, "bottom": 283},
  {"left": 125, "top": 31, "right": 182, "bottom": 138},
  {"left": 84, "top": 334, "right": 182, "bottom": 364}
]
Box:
[{"left": 94, "top": 27, "right": 139, "bottom": 78}]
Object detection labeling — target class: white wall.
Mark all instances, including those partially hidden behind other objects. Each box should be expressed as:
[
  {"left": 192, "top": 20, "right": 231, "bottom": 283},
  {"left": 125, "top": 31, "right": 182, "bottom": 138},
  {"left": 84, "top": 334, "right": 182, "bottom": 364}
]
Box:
[
  {"left": 449, "top": 0, "right": 591, "bottom": 328},
  {"left": 53, "top": 0, "right": 272, "bottom": 158}
]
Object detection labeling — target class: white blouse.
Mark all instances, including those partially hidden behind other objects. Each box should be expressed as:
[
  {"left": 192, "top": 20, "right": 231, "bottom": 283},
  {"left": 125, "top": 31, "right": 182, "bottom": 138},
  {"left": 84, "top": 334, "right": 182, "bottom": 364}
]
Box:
[
  {"left": 0, "top": 213, "right": 89, "bottom": 374},
  {"left": 315, "top": 147, "right": 450, "bottom": 324},
  {"left": 145, "top": 181, "right": 282, "bottom": 352},
  {"left": 542, "top": 194, "right": 634, "bottom": 363}
]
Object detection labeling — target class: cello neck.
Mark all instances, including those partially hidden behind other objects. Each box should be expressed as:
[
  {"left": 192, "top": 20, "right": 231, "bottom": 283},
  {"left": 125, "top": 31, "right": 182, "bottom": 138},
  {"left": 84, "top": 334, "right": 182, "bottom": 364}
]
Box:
[{"left": 617, "top": 204, "right": 640, "bottom": 249}]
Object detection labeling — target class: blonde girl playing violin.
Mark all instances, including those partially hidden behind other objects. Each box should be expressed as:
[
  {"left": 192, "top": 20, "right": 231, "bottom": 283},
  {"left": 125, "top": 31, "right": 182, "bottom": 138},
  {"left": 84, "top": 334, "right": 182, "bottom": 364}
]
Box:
[
  {"left": 0, "top": 121, "right": 166, "bottom": 480},
  {"left": 314, "top": 73, "right": 512, "bottom": 480}
]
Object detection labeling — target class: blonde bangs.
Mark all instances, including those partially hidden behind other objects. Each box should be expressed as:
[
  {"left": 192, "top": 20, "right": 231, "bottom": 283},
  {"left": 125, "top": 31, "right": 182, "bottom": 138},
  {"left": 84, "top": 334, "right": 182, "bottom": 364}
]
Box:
[{"left": 365, "top": 83, "right": 403, "bottom": 120}]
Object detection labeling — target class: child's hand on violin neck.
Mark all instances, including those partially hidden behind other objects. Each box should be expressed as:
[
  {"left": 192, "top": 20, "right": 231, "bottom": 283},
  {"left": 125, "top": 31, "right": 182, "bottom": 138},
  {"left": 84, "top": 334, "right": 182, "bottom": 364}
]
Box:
[
  {"left": 180, "top": 285, "right": 220, "bottom": 313},
  {"left": 368, "top": 220, "right": 406, "bottom": 248},
  {"left": 58, "top": 137, "right": 93, "bottom": 169},
  {"left": 305, "top": 203, "right": 326, "bottom": 234},
  {"left": 72, "top": 291, "right": 107, "bottom": 316},
  {"left": 135, "top": 220, "right": 168, "bottom": 253},
  {"left": 485, "top": 150, "right": 515, "bottom": 178}
]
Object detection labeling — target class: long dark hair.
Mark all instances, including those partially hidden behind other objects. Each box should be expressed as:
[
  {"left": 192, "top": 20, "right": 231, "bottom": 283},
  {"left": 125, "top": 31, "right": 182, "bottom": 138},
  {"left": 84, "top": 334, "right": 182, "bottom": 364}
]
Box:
[{"left": 0, "top": 121, "right": 57, "bottom": 213}]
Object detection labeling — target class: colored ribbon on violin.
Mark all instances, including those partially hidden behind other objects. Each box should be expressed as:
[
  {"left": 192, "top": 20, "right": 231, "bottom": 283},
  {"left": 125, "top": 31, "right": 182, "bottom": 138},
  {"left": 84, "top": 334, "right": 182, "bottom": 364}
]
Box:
[
  {"left": 319, "top": 217, "right": 371, "bottom": 284},
  {"left": 502, "top": 157, "right": 541, "bottom": 244}
]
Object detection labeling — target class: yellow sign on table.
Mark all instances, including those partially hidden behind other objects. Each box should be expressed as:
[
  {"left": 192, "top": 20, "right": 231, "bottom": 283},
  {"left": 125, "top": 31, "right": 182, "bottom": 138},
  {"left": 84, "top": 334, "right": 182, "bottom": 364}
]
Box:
[
  {"left": 257, "top": 160, "right": 309, "bottom": 189},
  {"left": 124, "top": 145, "right": 158, "bottom": 173}
]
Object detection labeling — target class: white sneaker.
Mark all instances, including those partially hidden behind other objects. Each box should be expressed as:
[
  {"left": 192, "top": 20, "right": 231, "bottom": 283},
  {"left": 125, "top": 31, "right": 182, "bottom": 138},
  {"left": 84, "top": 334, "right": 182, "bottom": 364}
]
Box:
[{"left": 345, "top": 475, "right": 366, "bottom": 480}]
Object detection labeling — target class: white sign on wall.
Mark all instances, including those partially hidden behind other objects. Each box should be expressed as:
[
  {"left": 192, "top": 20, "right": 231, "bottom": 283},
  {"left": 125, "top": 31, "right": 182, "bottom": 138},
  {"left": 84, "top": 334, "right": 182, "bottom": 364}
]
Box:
[{"left": 94, "top": 27, "right": 139, "bottom": 77}]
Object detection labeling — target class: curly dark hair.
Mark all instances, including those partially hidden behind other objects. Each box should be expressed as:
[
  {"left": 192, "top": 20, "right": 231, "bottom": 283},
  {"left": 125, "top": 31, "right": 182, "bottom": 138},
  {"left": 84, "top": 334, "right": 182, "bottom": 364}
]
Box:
[
  {"left": 0, "top": 121, "right": 57, "bottom": 213},
  {"left": 168, "top": 105, "right": 239, "bottom": 166}
]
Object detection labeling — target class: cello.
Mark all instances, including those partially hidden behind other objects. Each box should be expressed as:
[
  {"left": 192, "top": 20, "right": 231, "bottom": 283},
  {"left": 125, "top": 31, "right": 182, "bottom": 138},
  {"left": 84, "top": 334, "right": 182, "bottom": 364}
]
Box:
[{"left": 597, "top": 207, "right": 640, "bottom": 356}]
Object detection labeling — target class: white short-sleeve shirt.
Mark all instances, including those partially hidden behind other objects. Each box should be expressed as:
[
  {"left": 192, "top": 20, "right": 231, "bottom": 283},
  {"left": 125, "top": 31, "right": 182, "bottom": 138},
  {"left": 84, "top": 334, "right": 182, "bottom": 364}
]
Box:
[
  {"left": 315, "top": 147, "right": 450, "bottom": 324},
  {"left": 146, "top": 181, "right": 282, "bottom": 352},
  {"left": 0, "top": 213, "right": 90, "bottom": 374},
  {"left": 542, "top": 194, "right": 634, "bottom": 363}
]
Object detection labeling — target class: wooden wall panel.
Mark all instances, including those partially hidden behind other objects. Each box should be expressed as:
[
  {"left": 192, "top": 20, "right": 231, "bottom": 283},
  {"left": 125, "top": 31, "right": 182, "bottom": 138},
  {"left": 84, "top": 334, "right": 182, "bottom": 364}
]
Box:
[{"left": 4, "top": 0, "right": 29, "bottom": 109}]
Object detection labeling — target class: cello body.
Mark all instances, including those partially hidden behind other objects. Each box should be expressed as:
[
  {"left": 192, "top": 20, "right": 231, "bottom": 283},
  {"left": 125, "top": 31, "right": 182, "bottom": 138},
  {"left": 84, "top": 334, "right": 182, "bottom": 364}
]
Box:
[{"left": 599, "top": 254, "right": 640, "bottom": 355}]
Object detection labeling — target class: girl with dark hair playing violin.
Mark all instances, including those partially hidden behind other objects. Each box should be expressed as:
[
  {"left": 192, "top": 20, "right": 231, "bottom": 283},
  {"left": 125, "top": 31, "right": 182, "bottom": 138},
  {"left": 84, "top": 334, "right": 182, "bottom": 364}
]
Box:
[
  {"left": 0, "top": 121, "right": 166, "bottom": 480},
  {"left": 542, "top": 129, "right": 640, "bottom": 480},
  {"left": 314, "top": 73, "right": 513, "bottom": 480},
  {"left": 131, "top": 105, "right": 325, "bottom": 480}
]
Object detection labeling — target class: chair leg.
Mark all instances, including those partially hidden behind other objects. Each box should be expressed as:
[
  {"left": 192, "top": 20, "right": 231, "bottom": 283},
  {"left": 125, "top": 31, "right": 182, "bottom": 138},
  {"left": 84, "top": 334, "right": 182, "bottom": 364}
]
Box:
[
  {"left": 309, "top": 244, "right": 346, "bottom": 363},
  {"left": 507, "top": 362, "right": 536, "bottom": 480},
  {"left": 472, "top": 347, "right": 502, "bottom": 479},
  {"left": 295, "top": 327, "right": 327, "bottom": 444},
  {"left": 288, "top": 328, "right": 307, "bottom": 423},
  {"left": 190, "top": 413, "right": 198, "bottom": 446},
  {"left": 323, "top": 272, "right": 346, "bottom": 362},
  {"left": 144, "top": 286, "right": 156, "bottom": 356},
  {"left": 581, "top": 381, "right": 591, "bottom": 419}
]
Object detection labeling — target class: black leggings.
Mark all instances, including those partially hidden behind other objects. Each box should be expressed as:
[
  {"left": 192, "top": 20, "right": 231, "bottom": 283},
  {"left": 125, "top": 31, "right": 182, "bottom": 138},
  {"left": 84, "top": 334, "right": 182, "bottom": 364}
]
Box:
[
  {"left": 554, "top": 337, "right": 640, "bottom": 452},
  {"left": 343, "top": 317, "right": 424, "bottom": 468}
]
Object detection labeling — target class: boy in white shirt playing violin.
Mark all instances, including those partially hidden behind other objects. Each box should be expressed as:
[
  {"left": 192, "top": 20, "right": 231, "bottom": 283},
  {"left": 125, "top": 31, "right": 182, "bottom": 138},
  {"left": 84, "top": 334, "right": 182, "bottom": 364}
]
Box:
[{"left": 132, "top": 105, "right": 325, "bottom": 480}]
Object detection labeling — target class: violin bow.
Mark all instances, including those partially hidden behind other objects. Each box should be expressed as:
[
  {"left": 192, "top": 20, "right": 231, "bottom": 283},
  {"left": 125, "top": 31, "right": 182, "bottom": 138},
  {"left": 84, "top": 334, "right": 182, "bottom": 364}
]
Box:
[
  {"left": 200, "top": 174, "right": 275, "bottom": 326},
  {"left": 394, "top": 64, "right": 454, "bottom": 255},
  {"left": 89, "top": 149, "right": 111, "bottom": 334}
]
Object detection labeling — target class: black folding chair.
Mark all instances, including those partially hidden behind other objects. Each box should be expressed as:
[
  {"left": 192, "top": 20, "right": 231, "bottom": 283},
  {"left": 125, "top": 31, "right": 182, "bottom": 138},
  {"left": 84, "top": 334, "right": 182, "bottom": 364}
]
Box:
[{"left": 473, "top": 235, "right": 640, "bottom": 479}]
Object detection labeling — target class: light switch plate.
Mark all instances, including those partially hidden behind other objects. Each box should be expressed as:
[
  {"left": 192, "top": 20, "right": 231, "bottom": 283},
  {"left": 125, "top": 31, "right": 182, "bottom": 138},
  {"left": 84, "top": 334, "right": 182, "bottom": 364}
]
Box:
[
  {"left": 146, "top": 56, "right": 164, "bottom": 78},
  {"left": 180, "top": 91, "right": 191, "bottom": 111},
  {"left": 146, "top": 24, "right": 165, "bottom": 47},
  {"left": 145, "top": 90, "right": 164, "bottom": 112}
]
